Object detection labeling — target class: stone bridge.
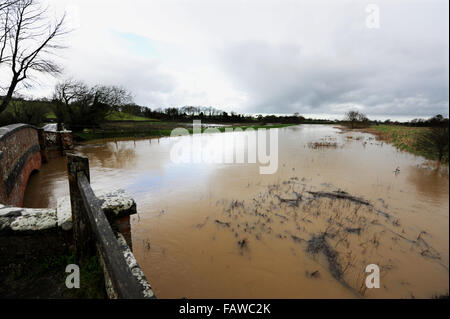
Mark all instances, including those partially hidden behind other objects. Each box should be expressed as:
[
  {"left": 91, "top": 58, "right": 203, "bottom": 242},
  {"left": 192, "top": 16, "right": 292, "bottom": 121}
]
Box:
[
  {"left": 0, "top": 123, "right": 73, "bottom": 207},
  {"left": 0, "top": 124, "right": 45, "bottom": 207}
]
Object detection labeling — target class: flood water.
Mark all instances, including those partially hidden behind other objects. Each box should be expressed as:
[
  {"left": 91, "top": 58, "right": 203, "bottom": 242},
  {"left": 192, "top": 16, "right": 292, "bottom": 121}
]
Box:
[{"left": 24, "top": 125, "right": 449, "bottom": 298}]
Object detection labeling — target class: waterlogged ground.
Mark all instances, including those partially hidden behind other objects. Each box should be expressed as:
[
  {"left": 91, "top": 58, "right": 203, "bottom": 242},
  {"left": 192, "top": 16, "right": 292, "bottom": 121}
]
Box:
[{"left": 24, "top": 125, "right": 449, "bottom": 298}]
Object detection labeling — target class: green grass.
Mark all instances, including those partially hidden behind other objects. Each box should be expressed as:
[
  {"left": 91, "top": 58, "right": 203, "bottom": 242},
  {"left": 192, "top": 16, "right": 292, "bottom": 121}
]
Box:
[
  {"left": 46, "top": 110, "right": 155, "bottom": 122},
  {"left": 75, "top": 123, "right": 298, "bottom": 142},
  {"left": 365, "top": 125, "right": 447, "bottom": 162},
  {"left": 34, "top": 252, "right": 106, "bottom": 298},
  {"left": 105, "top": 110, "right": 157, "bottom": 122},
  {"left": 75, "top": 128, "right": 174, "bottom": 141},
  {"left": 2, "top": 250, "right": 106, "bottom": 299},
  {"left": 46, "top": 111, "right": 57, "bottom": 119}
]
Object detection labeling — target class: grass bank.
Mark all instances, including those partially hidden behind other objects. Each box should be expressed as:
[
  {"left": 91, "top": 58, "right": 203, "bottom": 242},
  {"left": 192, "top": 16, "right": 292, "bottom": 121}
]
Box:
[
  {"left": 75, "top": 122, "right": 298, "bottom": 142},
  {"left": 104, "top": 110, "right": 159, "bottom": 122},
  {"left": 361, "top": 125, "right": 448, "bottom": 163}
]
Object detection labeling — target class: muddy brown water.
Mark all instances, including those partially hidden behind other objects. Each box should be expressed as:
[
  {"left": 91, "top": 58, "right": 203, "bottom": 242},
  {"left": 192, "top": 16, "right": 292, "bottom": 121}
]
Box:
[{"left": 24, "top": 125, "right": 449, "bottom": 298}]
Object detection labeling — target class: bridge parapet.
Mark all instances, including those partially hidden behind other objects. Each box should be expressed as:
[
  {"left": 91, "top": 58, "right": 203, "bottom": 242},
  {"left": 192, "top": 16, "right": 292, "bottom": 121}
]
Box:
[
  {"left": 66, "top": 153, "right": 155, "bottom": 298},
  {"left": 0, "top": 124, "right": 44, "bottom": 207}
]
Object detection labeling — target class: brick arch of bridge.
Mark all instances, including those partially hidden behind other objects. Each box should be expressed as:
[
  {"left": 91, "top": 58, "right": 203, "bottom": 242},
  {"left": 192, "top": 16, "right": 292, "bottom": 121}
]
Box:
[{"left": 0, "top": 124, "right": 45, "bottom": 207}]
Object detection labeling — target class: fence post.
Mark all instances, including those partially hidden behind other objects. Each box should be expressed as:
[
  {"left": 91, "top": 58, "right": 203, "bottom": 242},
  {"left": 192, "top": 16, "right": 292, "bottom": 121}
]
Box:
[{"left": 67, "top": 153, "right": 95, "bottom": 262}]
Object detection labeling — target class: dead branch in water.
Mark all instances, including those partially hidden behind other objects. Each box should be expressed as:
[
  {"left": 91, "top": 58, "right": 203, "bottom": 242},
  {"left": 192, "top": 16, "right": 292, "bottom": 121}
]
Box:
[
  {"left": 307, "top": 190, "right": 392, "bottom": 220},
  {"left": 275, "top": 191, "right": 303, "bottom": 207},
  {"left": 306, "top": 233, "right": 343, "bottom": 281},
  {"left": 215, "top": 219, "right": 231, "bottom": 227},
  {"left": 307, "top": 191, "right": 371, "bottom": 206}
]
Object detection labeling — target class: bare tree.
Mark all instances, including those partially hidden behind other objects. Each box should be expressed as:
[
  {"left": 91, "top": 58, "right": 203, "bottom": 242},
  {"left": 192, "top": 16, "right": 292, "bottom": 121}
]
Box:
[
  {"left": 0, "top": 1, "right": 18, "bottom": 12},
  {"left": 344, "top": 110, "right": 369, "bottom": 129},
  {"left": 0, "top": 0, "right": 68, "bottom": 114},
  {"left": 92, "top": 85, "right": 133, "bottom": 111},
  {"left": 53, "top": 78, "right": 89, "bottom": 129},
  {"left": 53, "top": 78, "right": 88, "bottom": 106},
  {"left": 0, "top": 1, "right": 18, "bottom": 65},
  {"left": 53, "top": 79, "right": 134, "bottom": 130}
]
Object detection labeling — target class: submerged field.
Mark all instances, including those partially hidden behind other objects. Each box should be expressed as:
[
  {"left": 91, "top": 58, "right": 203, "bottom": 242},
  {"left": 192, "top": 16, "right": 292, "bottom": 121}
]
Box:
[{"left": 23, "top": 124, "right": 449, "bottom": 298}]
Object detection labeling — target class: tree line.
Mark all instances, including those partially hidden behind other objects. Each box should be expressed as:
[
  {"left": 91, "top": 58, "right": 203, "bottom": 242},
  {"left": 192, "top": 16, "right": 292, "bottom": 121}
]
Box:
[{"left": 119, "top": 104, "right": 308, "bottom": 124}]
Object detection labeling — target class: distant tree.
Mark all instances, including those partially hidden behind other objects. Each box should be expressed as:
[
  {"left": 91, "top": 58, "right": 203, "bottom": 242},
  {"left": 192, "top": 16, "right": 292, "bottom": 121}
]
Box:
[
  {"left": 222, "top": 111, "right": 229, "bottom": 121},
  {"left": 54, "top": 79, "right": 89, "bottom": 106},
  {"left": 121, "top": 104, "right": 145, "bottom": 117},
  {"left": 344, "top": 110, "right": 369, "bottom": 129},
  {"left": 94, "top": 85, "right": 133, "bottom": 111},
  {"left": 416, "top": 115, "right": 449, "bottom": 162},
  {"left": 53, "top": 80, "right": 133, "bottom": 130},
  {"left": 53, "top": 79, "right": 89, "bottom": 130},
  {"left": 0, "top": 0, "right": 68, "bottom": 114},
  {"left": 345, "top": 111, "right": 359, "bottom": 129},
  {"left": 9, "top": 99, "right": 47, "bottom": 125},
  {"left": 165, "top": 107, "right": 179, "bottom": 120},
  {"left": 142, "top": 107, "right": 152, "bottom": 118},
  {"left": 429, "top": 114, "right": 444, "bottom": 126}
]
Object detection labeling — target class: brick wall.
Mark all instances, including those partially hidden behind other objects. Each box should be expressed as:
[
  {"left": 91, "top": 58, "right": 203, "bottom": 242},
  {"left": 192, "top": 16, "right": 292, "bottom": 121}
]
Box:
[{"left": 0, "top": 124, "right": 43, "bottom": 207}]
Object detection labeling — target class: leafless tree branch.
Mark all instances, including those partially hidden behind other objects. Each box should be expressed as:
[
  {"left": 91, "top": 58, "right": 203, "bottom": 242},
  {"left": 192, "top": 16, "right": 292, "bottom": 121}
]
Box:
[{"left": 0, "top": 0, "right": 68, "bottom": 114}]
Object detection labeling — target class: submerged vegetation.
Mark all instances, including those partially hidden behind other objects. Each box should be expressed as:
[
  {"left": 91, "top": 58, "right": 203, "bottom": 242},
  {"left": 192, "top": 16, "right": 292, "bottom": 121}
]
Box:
[
  {"left": 337, "top": 110, "right": 449, "bottom": 163},
  {"left": 208, "top": 177, "right": 447, "bottom": 297}
]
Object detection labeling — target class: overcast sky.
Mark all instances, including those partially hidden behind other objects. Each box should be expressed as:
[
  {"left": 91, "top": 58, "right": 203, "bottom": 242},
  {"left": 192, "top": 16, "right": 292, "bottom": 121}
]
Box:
[{"left": 17, "top": 0, "right": 450, "bottom": 120}]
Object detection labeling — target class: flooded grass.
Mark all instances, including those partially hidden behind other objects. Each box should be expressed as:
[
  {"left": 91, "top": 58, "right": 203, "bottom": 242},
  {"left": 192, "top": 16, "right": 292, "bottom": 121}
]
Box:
[
  {"left": 308, "top": 141, "right": 338, "bottom": 149},
  {"left": 308, "top": 136, "right": 340, "bottom": 149},
  {"left": 360, "top": 125, "right": 448, "bottom": 163},
  {"left": 201, "top": 177, "right": 447, "bottom": 297}
]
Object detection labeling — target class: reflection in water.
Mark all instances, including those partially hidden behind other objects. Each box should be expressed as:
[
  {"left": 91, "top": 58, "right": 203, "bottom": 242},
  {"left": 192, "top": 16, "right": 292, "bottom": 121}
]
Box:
[
  {"left": 23, "top": 156, "right": 68, "bottom": 209},
  {"left": 23, "top": 125, "right": 449, "bottom": 298},
  {"left": 407, "top": 165, "right": 449, "bottom": 204},
  {"left": 78, "top": 141, "right": 137, "bottom": 169}
]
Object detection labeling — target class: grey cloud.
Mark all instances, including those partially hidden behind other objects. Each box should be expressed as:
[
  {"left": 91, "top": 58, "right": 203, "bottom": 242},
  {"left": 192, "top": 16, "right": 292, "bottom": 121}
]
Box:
[
  {"left": 216, "top": 2, "right": 449, "bottom": 119},
  {"left": 39, "top": 0, "right": 449, "bottom": 119},
  {"left": 67, "top": 53, "right": 176, "bottom": 107}
]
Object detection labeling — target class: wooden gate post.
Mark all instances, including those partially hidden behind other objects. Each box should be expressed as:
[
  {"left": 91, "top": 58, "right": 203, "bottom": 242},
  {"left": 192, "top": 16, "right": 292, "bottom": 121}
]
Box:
[{"left": 67, "top": 153, "right": 96, "bottom": 262}]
